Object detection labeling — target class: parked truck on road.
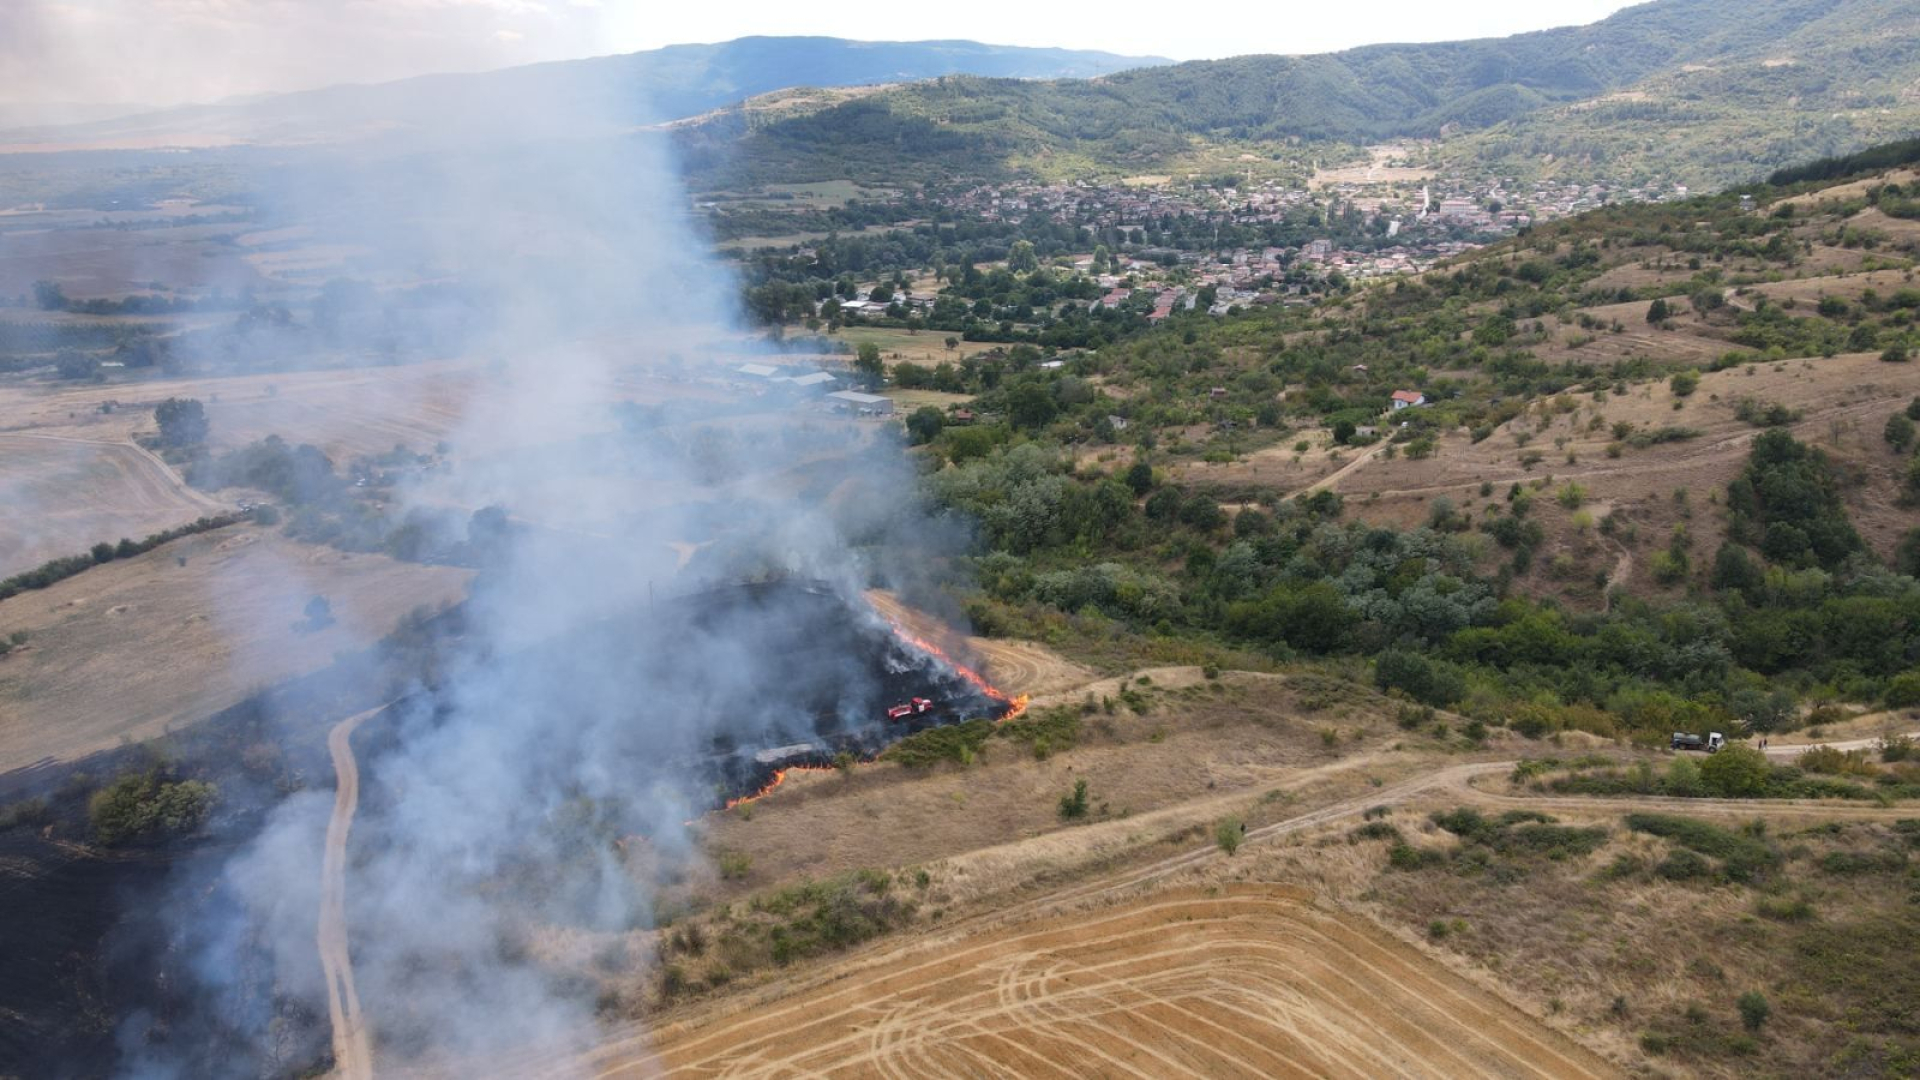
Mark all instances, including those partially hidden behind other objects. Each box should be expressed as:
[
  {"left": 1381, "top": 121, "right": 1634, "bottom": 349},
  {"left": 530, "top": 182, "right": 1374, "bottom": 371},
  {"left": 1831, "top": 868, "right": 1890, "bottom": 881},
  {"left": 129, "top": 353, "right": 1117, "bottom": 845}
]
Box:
[{"left": 1670, "top": 731, "right": 1725, "bottom": 753}]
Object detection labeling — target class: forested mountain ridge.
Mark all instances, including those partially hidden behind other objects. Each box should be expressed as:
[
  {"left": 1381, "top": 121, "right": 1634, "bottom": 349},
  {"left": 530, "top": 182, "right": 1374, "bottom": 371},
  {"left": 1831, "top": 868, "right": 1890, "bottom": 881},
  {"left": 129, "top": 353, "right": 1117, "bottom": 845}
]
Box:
[
  {"left": 0, "top": 37, "right": 1169, "bottom": 151},
  {"left": 684, "top": 0, "right": 1920, "bottom": 188}
]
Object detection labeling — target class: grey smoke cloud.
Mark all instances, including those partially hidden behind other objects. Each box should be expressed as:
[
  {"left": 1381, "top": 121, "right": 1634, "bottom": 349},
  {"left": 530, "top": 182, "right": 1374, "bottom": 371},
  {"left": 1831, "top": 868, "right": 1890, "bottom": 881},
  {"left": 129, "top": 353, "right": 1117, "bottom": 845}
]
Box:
[
  {"left": 0, "top": 0, "right": 607, "bottom": 108},
  {"left": 107, "top": 59, "right": 954, "bottom": 1078}
]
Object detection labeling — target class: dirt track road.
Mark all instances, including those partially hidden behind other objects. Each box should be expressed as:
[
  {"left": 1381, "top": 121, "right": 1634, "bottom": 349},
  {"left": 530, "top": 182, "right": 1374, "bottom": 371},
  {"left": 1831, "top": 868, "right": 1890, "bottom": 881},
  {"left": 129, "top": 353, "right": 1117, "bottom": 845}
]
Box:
[
  {"left": 319, "top": 706, "right": 384, "bottom": 1080},
  {"left": 1304, "top": 440, "right": 1387, "bottom": 495}
]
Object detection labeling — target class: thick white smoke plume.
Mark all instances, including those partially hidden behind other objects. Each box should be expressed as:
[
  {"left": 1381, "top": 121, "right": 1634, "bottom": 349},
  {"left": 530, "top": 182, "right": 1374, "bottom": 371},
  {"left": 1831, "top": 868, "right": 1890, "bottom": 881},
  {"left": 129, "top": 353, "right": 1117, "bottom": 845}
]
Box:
[{"left": 114, "top": 71, "right": 950, "bottom": 1078}]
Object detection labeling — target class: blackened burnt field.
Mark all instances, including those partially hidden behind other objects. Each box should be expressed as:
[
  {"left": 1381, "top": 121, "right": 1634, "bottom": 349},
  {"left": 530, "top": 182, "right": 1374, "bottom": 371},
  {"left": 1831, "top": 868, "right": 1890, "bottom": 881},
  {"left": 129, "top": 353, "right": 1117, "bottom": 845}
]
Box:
[
  {"left": 0, "top": 580, "right": 1005, "bottom": 1078},
  {"left": 410, "top": 579, "right": 1009, "bottom": 803}
]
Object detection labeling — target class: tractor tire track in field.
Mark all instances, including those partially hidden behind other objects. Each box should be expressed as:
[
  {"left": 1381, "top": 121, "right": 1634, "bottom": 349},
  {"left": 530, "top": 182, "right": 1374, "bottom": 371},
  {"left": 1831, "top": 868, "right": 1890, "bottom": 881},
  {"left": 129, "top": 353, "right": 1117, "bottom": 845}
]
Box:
[
  {"left": 594, "top": 886, "right": 1619, "bottom": 1080},
  {"left": 556, "top": 734, "right": 1920, "bottom": 1079},
  {"left": 319, "top": 705, "right": 386, "bottom": 1080}
]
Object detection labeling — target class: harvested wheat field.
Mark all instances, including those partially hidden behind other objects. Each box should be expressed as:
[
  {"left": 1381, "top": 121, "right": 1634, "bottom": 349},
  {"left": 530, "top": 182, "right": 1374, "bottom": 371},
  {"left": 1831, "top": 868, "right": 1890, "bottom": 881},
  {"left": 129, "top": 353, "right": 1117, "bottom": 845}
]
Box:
[
  {"left": 0, "top": 431, "right": 225, "bottom": 575},
  {"left": 589, "top": 885, "right": 1616, "bottom": 1079}
]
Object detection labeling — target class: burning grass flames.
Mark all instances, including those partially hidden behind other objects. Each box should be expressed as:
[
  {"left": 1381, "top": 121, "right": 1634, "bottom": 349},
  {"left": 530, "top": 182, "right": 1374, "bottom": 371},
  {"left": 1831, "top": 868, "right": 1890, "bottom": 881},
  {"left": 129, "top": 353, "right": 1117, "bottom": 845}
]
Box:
[{"left": 718, "top": 616, "right": 1028, "bottom": 811}]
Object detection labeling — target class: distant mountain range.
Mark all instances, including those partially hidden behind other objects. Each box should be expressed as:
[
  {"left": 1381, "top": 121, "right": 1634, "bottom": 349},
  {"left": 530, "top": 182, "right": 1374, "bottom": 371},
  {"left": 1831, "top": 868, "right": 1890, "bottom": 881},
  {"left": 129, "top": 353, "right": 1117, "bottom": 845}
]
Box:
[
  {"left": 8, "top": 1, "right": 1916, "bottom": 193},
  {"left": 680, "top": 0, "right": 1920, "bottom": 189},
  {"left": 0, "top": 37, "right": 1168, "bottom": 151}
]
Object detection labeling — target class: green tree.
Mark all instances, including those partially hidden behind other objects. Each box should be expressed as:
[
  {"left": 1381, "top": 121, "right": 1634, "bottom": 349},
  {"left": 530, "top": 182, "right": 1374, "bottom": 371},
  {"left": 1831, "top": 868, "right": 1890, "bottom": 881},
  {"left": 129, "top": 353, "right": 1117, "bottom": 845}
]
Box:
[
  {"left": 1008, "top": 240, "right": 1039, "bottom": 273},
  {"left": 853, "top": 341, "right": 884, "bottom": 386},
  {"left": 1883, "top": 342, "right": 1911, "bottom": 363},
  {"left": 1058, "top": 778, "right": 1089, "bottom": 819},
  {"left": 1664, "top": 756, "right": 1704, "bottom": 797},
  {"left": 88, "top": 772, "right": 217, "bottom": 845},
  {"left": 1886, "top": 411, "right": 1916, "bottom": 452},
  {"left": 1896, "top": 528, "right": 1920, "bottom": 576},
  {"left": 1886, "top": 672, "right": 1920, "bottom": 708},
  {"left": 1124, "top": 460, "right": 1154, "bottom": 496},
  {"left": 31, "top": 280, "right": 67, "bottom": 311},
  {"left": 1737, "top": 991, "right": 1771, "bottom": 1033},
  {"left": 1374, "top": 649, "right": 1465, "bottom": 707},
  {"left": 1473, "top": 316, "right": 1513, "bottom": 347},
  {"left": 1215, "top": 818, "right": 1244, "bottom": 855},
  {"left": 905, "top": 406, "right": 944, "bottom": 446},
  {"left": 467, "top": 505, "right": 512, "bottom": 564},
  {"left": 1647, "top": 297, "right": 1671, "bottom": 324},
  {"left": 154, "top": 398, "right": 208, "bottom": 447},
  {"left": 1669, "top": 370, "right": 1700, "bottom": 397},
  {"left": 1710, "top": 543, "right": 1762, "bottom": 592},
  {"left": 1700, "top": 744, "right": 1770, "bottom": 797},
  {"left": 1007, "top": 382, "right": 1058, "bottom": 431},
  {"left": 55, "top": 350, "right": 99, "bottom": 380}
]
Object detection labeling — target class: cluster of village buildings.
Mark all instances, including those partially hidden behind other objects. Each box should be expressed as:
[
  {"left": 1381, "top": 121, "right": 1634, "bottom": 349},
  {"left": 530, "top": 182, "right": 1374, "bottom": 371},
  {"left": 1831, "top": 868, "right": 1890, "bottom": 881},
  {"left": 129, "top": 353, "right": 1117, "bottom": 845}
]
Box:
[
  {"left": 751, "top": 156, "right": 1695, "bottom": 330},
  {"left": 916, "top": 168, "right": 1694, "bottom": 314}
]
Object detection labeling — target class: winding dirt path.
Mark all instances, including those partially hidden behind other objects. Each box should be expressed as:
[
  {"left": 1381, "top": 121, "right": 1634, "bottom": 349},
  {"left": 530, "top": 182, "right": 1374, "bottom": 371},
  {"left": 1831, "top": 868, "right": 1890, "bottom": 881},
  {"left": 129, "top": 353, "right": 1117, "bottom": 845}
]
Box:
[
  {"left": 1304, "top": 440, "right": 1388, "bottom": 495},
  {"left": 319, "top": 706, "right": 385, "bottom": 1080}
]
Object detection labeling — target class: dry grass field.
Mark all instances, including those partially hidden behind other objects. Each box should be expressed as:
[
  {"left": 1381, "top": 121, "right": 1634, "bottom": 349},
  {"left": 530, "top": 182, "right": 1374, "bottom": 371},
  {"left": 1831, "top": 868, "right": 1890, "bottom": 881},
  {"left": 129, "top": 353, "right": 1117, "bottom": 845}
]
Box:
[
  {"left": 1311, "top": 144, "right": 1436, "bottom": 189},
  {"left": 831, "top": 326, "right": 1005, "bottom": 367},
  {"left": 0, "top": 222, "right": 271, "bottom": 297},
  {"left": 0, "top": 524, "right": 469, "bottom": 771},
  {"left": 1180, "top": 349, "right": 1920, "bottom": 601},
  {"left": 689, "top": 669, "right": 1401, "bottom": 898},
  {"left": 0, "top": 431, "right": 225, "bottom": 575}
]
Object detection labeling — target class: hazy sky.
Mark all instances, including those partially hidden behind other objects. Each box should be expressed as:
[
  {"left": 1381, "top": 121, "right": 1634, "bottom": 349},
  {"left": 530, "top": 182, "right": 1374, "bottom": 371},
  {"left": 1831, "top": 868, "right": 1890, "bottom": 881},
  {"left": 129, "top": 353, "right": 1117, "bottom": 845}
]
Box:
[{"left": 2, "top": 0, "right": 1640, "bottom": 107}]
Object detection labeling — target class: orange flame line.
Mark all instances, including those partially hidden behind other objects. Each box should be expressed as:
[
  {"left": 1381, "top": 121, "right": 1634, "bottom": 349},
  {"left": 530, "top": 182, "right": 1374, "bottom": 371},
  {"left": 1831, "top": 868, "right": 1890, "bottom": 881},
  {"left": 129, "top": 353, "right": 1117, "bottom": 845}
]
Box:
[
  {"left": 716, "top": 615, "right": 1028, "bottom": 812},
  {"left": 880, "top": 619, "right": 1028, "bottom": 721}
]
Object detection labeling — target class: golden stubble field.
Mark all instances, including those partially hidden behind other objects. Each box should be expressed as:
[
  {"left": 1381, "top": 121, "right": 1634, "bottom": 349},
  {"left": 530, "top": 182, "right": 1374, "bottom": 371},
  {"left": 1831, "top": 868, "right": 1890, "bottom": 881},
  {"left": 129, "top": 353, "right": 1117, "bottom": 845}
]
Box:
[{"left": 615, "top": 885, "right": 1617, "bottom": 1080}]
